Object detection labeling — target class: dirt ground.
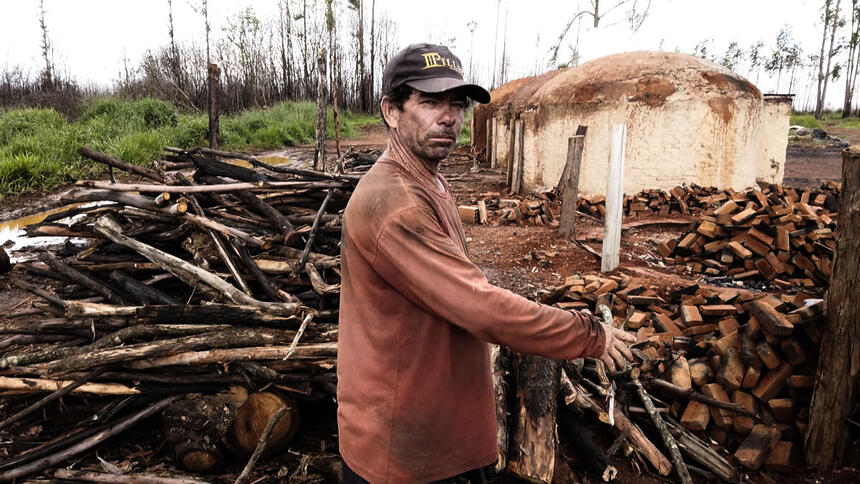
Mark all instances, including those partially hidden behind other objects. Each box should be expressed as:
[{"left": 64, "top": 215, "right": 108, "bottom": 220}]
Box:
[{"left": 1, "top": 126, "right": 858, "bottom": 483}]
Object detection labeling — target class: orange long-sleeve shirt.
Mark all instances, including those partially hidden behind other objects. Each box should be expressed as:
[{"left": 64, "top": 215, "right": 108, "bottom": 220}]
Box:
[{"left": 336, "top": 143, "right": 606, "bottom": 483}]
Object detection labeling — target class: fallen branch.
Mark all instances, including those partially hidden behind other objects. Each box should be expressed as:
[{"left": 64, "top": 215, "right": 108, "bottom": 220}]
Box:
[
  {"left": 0, "top": 368, "right": 106, "bottom": 431},
  {"left": 54, "top": 469, "right": 211, "bottom": 484},
  {"left": 233, "top": 406, "right": 288, "bottom": 484},
  {"left": 0, "top": 396, "right": 177, "bottom": 482},
  {"left": 126, "top": 343, "right": 337, "bottom": 369},
  {"left": 633, "top": 378, "right": 692, "bottom": 484}
]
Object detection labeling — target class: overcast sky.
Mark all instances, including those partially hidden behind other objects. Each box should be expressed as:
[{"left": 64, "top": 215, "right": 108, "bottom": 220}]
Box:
[{"left": 0, "top": 0, "right": 840, "bottom": 109}]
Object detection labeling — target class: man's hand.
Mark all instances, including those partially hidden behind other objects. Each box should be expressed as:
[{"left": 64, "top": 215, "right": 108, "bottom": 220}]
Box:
[{"left": 599, "top": 325, "right": 635, "bottom": 373}]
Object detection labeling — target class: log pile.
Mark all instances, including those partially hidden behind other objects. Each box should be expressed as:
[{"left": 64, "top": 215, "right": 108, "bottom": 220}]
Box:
[
  {"left": 577, "top": 185, "right": 726, "bottom": 219},
  {"left": 658, "top": 182, "right": 840, "bottom": 288},
  {"left": 459, "top": 191, "right": 561, "bottom": 226},
  {"left": 0, "top": 146, "right": 351, "bottom": 481},
  {"left": 502, "top": 271, "right": 824, "bottom": 482}
]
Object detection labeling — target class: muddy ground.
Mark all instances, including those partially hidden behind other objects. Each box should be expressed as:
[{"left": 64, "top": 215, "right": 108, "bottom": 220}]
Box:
[{"left": 0, "top": 128, "right": 857, "bottom": 483}]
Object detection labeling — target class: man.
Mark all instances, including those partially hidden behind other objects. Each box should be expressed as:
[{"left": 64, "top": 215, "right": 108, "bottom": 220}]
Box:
[{"left": 337, "top": 43, "right": 635, "bottom": 483}]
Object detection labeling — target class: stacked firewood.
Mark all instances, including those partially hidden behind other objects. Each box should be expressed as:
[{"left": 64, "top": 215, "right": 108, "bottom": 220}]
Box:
[
  {"left": 577, "top": 185, "right": 729, "bottom": 219},
  {"left": 658, "top": 182, "right": 841, "bottom": 288},
  {"left": 0, "top": 146, "right": 352, "bottom": 482},
  {"left": 459, "top": 192, "right": 561, "bottom": 226},
  {"left": 496, "top": 271, "right": 823, "bottom": 482}
]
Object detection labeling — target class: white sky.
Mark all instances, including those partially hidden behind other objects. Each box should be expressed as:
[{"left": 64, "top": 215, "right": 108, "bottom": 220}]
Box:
[{"left": 0, "top": 0, "right": 840, "bottom": 109}]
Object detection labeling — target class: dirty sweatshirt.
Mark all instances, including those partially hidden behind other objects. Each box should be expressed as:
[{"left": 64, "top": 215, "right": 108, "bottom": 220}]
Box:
[{"left": 337, "top": 134, "right": 606, "bottom": 483}]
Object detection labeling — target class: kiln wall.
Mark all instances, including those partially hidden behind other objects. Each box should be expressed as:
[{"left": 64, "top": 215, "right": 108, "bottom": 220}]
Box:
[{"left": 517, "top": 93, "right": 765, "bottom": 196}]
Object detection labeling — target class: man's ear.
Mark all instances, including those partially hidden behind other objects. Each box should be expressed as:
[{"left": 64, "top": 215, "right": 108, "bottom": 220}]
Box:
[{"left": 380, "top": 96, "right": 400, "bottom": 130}]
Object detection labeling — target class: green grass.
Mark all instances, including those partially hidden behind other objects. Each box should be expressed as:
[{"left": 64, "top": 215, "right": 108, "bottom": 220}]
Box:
[
  {"left": 457, "top": 107, "right": 473, "bottom": 147},
  {"left": 832, "top": 117, "right": 860, "bottom": 129},
  {"left": 790, "top": 113, "right": 822, "bottom": 131},
  {"left": 0, "top": 98, "right": 380, "bottom": 198}
]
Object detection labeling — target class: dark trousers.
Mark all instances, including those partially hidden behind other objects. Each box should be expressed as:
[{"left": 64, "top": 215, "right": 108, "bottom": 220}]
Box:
[{"left": 341, "top": 458, "right": 488, "bottom": 484}]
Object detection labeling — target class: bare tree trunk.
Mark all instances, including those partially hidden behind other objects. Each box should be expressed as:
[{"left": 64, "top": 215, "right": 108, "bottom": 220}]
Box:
[
  {"left": 805, "top": 146, "right": 860, "bottom": 470},
  {"left": 844, "top": 0, "right": 860, "bottom": 117},
  {"left": 278, "top": 0, "right": 289, "bottom": 99},
  {"left": 208, "top": 63, "right": 220, "bottom": 149},
  {"left": 302, "top": 0, "right": 309, "bottom": 98},
  {"left": 315, "top": 49, "right": 328, "bottom": 172},
  {"left": 357, "top": 0, "right": 367, "bottom": 111},
  {"left": 816, "top": 0, "right": 841, "bottom": 119},
  {"left": 38, "top": 0, "right": 53, "bottom": 90},
  {"left": 370, "top": 0, "right": 376, "bottom": 107}
]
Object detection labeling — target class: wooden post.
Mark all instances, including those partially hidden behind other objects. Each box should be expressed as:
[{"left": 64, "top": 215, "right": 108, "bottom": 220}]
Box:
[
  {"left": 485, "top": 118, "right": 493, "bottom": 169},
  {"left": 805, "top": 146, "right": 860, "bottom": 470},
  {"left": 314, "top": 49, "right": 327, "bottom": 172},
  {"left": 558, "top": 127, "right": 587, "bottom": 239},
  {"left": 601, "top": 124, "right": 626, "bottom": 272},
  {"left": 207, "top": 63, "right": 220, "bottom": 150},
  {"left": 489, "top": 118, "right": 497, "bottom": 169},
  {"left": 507, "top": 354, "right": 561, "bottom": 483},
  {"left": 505, "top": 117, "right": 516, "bottom": 185},
  {"left": 490, "top": 345, "right": 511, "bottom": 475},
  {"left": 510, "top": 119, "right": 525, "bottom": 195}
]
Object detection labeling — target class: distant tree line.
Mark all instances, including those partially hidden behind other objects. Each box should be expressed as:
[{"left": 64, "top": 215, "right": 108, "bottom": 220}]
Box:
[
  {"left": 692, "top": 0, "right": 860, "bottom": 118},
  {"left": 1, "top": 0, "right": 401, "bottom": 116}
]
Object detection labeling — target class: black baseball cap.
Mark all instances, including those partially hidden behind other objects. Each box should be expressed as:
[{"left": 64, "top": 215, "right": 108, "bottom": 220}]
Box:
[{"left": 382, "top": 43, "right": 491, "bottom": 104}]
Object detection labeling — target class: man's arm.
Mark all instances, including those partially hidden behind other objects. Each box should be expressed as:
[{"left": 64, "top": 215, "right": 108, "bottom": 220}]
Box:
[{"left": 372, "top": 206, "right": 609, "bottom": 361}]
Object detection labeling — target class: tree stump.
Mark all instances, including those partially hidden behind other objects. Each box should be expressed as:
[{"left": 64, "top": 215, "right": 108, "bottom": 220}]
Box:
[{"left": 805, "top": 146, "right": 860, "bottom": 470}]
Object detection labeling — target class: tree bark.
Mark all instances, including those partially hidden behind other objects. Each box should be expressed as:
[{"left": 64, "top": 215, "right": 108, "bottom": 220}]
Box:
[
  {"left": 806, "top": 146, "right": 860, "bottom": 470},
  {"left": 208, "top": 63, "right": 220, "bottom": 149},
  {"left": 507, "top": 354, "right": 561, "bottom": 483}
]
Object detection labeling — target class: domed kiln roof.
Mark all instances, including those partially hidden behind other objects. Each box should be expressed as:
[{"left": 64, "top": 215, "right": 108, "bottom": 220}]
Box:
[{"left": 489, "top": 51, "right": 761, "bottom": 110}]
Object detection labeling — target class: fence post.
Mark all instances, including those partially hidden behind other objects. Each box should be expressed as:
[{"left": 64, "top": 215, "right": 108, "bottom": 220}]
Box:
[
  {"left": 601, "top": 124, "right": 626, "bottom": 272},
  {"left": 805, "top": 146, "right": 860, "bottom": 470},
  {"left": 207, "top": 63, "right": 220, "bottom": 150},
  {"left": 558, "top": 129, "right": 587, "bottom": 239},
  {"left": 314, "top": 49, "right": 327, "bottom": 172}
]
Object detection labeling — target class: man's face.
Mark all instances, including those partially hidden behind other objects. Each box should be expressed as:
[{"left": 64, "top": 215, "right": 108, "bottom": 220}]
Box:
[{"left": 384, "top": 90, "right": 467, "bottom": 164}]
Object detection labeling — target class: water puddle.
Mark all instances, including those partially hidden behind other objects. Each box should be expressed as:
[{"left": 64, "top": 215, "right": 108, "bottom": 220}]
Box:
[{"left": 1, "top": 203, "right": 96, "bottom": 263}]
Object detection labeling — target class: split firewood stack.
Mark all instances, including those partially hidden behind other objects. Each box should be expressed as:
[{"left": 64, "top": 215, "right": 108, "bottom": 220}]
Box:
[
  {"left": 658, "top": 182, "right": 840, "bottom": 289},
  {"left": 0, "top": 146, "right": 356, "bottom": 482},
  {"left": 577, "top": 185, "right": 729, "bottom": 219},
  {"left": 497, "top": 271, "right": 824, "bottom": 483},
  {"left": 459, "top": 191, "right": 561, "bottom": 226}
]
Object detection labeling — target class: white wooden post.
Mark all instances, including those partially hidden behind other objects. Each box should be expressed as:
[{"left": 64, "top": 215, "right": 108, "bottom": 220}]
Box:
[{"left": 601, "top": 124, "right": 626, "bottom": 272}]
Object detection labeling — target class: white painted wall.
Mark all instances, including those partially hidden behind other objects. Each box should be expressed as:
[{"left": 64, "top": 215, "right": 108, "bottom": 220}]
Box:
[
  {"left": 506, "top": 94, "right": 782, "bottom": 196},
  {"left": 758, "top": 97, "right": 792, "bottom": 185}
]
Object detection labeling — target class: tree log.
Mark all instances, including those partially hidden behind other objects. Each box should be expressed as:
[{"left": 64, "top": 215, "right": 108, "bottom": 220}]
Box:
[
  {"left": 171, "top": 146, "right": 360, "bottom": 183},
  {"left": 39, "top": 328, "right": 295, "bottom": 373},
  {"left": 109, "top": 270, "right": 181, "bottom": 305},
  {"left": 79, "top": 147, "right": 167, "bottom": 182},
  {"left": 490, "top": 345, "right": 511, "bottom": 475},
  {"left": 79, "top": 179, "right": 346, "bottom": 193},
  {"left": 507, "top": 354, "right": 560, "bottom": 483},
  {"left": 126, "top": 343, "right": 337, "bottom": 369},
  {"left": 163, "top": 389, "right": 248, "bottom": 473},
  {"left": 65, "top": 301, "right": 302, "bottom": 326},
  {"left": 806, "top": 145, "right": 860, "bottom": 470},
  {"left": 93, "top": 215, "right": 299, "bottom": 313}
]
